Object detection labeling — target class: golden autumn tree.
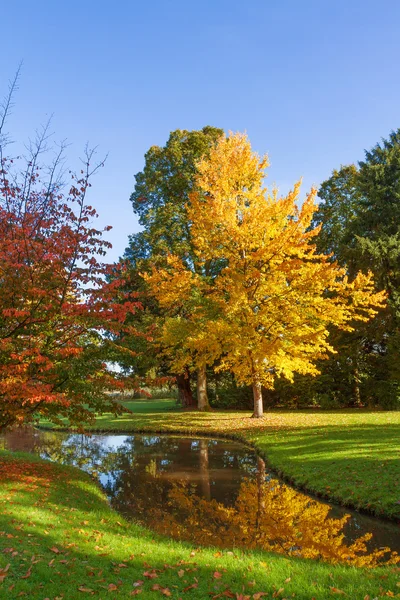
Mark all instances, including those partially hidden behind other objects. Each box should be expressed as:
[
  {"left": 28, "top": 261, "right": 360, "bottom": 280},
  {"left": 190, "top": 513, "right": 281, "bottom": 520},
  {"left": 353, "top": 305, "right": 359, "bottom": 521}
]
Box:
[
  {"left": 145, "top": 133, "right": 386, "bottom": 417},
  {"left": 185, "top": 133, "right": 386, "bottom": 417}
]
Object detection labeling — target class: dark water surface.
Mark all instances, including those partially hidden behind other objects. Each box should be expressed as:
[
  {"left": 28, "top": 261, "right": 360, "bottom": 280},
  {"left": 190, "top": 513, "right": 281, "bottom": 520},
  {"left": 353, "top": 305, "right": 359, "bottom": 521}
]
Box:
[{"left": 1, "top": 428, "right": 399, "bottom": 565}]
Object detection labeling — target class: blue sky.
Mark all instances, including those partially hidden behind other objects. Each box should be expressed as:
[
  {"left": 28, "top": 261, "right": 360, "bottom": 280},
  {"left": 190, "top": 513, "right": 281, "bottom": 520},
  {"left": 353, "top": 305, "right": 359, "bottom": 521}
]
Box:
[{"left": 2, "top": 0, "right": 400, "bottom": 262}]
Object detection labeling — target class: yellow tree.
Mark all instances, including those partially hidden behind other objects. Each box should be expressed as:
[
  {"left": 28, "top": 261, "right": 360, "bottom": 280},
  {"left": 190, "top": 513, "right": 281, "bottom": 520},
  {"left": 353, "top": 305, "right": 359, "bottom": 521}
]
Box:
[
  {"left": 187, "top": 133, "right": 386, "bottom": 417},
  {"left": 143, "top": 255, "right": 221, "bottom": 410}
]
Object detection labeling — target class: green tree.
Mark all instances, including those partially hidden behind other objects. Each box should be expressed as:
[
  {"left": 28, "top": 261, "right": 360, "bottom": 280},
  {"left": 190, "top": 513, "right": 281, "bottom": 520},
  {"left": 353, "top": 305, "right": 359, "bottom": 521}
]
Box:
[
  {"left": 125, "top": 126, "right": 223, "bottom": 409},
  {"left": 312, "top": 130, "right": 400, "bottom": 407},
  {"left": 313, "top": 165, "right": 360, "bottom": 273}
]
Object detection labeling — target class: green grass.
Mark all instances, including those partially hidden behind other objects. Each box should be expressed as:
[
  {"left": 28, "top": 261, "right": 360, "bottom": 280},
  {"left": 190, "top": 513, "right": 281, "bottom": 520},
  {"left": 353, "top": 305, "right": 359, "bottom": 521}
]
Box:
[
  {"left": 59, "top": 403, "right": 400, "bottom": 520},
  {"left": 0, "top": 450, "right": 399, "bottom": 599},
  {"left": 112, "top": 398, "right": 178, "bottom": 413}
]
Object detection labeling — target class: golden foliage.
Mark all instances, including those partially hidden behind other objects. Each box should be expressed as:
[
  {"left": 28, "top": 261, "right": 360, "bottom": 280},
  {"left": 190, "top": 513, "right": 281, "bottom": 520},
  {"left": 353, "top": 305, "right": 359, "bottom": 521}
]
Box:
[
  {"left": 187, "top": 133, "right": 386, "bottom": 388},
  {"left": 144, "top": 132, "right": 386, "bottom": 390}
]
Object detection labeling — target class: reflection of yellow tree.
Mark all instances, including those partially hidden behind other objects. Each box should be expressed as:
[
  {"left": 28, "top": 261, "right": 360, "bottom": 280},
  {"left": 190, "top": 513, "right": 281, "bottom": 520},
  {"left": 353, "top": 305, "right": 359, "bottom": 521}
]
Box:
[{"left": 145, "top": 475, "right": 399, "bottom": 568}]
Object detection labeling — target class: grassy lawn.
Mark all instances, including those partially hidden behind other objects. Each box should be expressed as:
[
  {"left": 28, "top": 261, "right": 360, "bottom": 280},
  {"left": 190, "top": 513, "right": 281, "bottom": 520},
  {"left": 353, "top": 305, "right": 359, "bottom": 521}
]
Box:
[
  {"left": 0, "top": 450, "right": 399, "bottom": 600},
  {"left": 80, "top": 402, "right": 400, "bottom": 521}
]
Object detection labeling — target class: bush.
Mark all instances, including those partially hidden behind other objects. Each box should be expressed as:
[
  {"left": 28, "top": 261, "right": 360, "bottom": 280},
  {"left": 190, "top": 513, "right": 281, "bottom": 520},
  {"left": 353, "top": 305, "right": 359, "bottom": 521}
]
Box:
[
  {"left": 210, "top": 385, "right": 253, "bottom": 409},
  {"left": 133, "top": 387, "right": 178, "bottom": 400}
]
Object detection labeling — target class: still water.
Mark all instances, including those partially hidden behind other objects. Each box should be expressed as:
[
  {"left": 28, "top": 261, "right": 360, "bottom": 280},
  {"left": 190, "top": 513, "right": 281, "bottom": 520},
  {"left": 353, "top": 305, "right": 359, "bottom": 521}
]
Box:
[{"left": 1, "top": 428, "right": 399, "bottom": 565}]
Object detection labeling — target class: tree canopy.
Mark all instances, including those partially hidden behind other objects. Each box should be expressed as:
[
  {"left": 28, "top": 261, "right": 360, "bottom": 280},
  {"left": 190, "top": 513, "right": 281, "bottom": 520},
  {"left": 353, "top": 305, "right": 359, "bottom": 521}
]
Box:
[
  {"left": 124, "top": 126, "right": 224, "bottom": 409},
  {"left": 146, "top": 133, "right": 386, "bottom": 417},
  {"left": 0, "top": 79, "right": 142, "bottom": 429},
  {"left": 311, "top": 129, "right": 400, "bottom": 408}
]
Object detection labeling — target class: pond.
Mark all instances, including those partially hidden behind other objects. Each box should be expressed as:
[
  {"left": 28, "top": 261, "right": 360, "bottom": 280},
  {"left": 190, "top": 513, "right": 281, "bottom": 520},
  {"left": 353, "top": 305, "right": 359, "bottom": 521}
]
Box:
[{"left": 1, "top": 428, "right": 399, "bottom": 566}]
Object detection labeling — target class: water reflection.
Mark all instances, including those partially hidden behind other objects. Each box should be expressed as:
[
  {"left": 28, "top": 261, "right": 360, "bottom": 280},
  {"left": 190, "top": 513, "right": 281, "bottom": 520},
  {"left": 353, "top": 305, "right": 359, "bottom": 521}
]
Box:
[{"left": 1, "top": 428, "right": 399, "bottom": 566}]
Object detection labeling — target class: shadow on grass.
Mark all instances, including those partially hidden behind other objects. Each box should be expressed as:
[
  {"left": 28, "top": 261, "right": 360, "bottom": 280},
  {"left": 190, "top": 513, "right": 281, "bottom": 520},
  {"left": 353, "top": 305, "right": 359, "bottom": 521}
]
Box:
[{"left": 249, "top": 423, "right": 400, "bottom": 519}]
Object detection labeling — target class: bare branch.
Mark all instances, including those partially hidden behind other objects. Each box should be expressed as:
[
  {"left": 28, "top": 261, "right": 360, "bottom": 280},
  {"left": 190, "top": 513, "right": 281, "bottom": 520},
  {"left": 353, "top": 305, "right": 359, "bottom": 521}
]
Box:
[
  {"left": 20, "top": 117, "right": 55, "bottom": 211},
  {"left": 0, "top": 62, "right": 22, "bottom": 142}
]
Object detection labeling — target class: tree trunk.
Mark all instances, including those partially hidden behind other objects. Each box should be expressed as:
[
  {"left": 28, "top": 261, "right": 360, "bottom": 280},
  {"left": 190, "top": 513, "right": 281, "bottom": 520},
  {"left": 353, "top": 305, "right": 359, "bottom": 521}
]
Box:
[
  {"left": 252, "top": 381, "right": 264, "bottom": 418},
  {"left": 176, "top": 369, "right": 195, "bottom": 407},
  {"left": 352, "top": 366, "right": 361, "bottom": 407},
  {"left": 197, "top": 365, "right": 210, "bottom": 411}
]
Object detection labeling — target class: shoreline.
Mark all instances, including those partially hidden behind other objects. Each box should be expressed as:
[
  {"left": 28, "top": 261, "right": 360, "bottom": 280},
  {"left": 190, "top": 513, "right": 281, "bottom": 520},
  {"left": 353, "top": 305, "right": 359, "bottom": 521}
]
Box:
[{"left": 37, "top": 420, "right": 400, "bottom": 524}]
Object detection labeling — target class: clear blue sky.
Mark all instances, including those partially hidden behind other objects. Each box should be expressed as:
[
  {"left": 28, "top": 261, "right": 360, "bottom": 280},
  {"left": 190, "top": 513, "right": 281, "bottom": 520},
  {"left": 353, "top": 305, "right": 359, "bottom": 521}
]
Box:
[{"left": 2, "top": 0, "right": 400, "bottom": 262}]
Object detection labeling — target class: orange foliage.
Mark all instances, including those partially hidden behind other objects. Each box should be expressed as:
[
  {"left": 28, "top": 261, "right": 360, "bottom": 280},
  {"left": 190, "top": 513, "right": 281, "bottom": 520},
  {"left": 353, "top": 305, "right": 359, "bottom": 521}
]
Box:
[{"left": 0, "top": 153, "right": 142, "bottom": 430}]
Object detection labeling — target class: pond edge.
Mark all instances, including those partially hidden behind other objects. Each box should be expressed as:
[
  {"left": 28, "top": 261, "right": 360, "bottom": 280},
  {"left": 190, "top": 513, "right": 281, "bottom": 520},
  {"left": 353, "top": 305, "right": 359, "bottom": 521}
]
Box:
[{"left": 37, "top": 424, "right": 399, "bottom": 524}]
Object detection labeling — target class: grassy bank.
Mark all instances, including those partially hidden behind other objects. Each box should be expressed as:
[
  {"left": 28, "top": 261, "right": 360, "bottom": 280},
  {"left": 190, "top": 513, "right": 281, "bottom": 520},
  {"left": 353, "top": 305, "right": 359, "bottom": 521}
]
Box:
[
  {"left": 0, "top": 450, "right": 399, "bottom": 599},
  {"left": 62, "top": 401, "right": 400, "bottom": 521}
]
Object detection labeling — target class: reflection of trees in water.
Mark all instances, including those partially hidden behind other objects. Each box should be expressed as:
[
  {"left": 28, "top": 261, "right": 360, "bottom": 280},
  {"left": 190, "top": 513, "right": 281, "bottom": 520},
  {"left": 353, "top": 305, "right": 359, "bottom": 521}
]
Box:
[
  {"left": 141, "top": 461, "right": 399, "bottom": 567},
  {"left": 199, "top": 438, "right": 210, "bottom": 500},
  {"left": 99, "top": 436, "right": 257, "bottom": 508},
  {"left": 98, "top": 442, "right": 399, "bottom": 567},
  {"left": 1, "top": 430, "right": 398, "bottom": 566},
  {"left": 0, "top": 429, "right": 118, "bottom": 475},
  {"left": 45, "top": 434, "right": 112, "bottom": 471}
]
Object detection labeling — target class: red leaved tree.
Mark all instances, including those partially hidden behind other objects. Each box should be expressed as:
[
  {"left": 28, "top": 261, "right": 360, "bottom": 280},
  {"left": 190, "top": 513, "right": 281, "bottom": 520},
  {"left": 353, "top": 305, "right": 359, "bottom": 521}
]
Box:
[{"left": 0, "top": 73, "right": 142, "bottom": 430}]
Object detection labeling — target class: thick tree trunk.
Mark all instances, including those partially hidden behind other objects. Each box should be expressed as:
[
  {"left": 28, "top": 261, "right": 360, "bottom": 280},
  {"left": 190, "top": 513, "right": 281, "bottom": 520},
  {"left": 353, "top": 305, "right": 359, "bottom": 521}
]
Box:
[
  {"left": 199, "top": 438, "right": 211, "bottom": 500},
  {"left": 252, "top": 381, "right": 264, "bottom": 418},
  {"left": 176, "top": 369, "right": 195, "bottom": 407},
  {"left": 197, "top": 365, "right": 210, "bottom": 411},
  {"left": 352, "top": 366, "right": 361, "bottom": 407}
]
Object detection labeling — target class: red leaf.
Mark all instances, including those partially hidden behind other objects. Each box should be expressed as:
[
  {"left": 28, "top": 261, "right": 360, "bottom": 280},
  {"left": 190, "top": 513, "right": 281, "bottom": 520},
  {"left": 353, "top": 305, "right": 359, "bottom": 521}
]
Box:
[
  {"left": 183, "top": 583, "right": 198, "bottom": 592},
  {"left": 144, "top": 570, "right": 158, "bottom": 579},
  {"left": 20, "top": 567, "right": 32, "bottom": 579},
  {"left": 151, "top": 585, "right": 172, "bottom": 596},
  {"left": 0, "top": 563, "right": 10, "bottom": 583}
]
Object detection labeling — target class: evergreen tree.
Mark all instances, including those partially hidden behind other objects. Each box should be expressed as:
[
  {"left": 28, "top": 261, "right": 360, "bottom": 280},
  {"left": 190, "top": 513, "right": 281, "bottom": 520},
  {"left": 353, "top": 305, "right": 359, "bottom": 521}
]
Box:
[{"left": 311, "top": 130, "right": 400, "bottom": 408}]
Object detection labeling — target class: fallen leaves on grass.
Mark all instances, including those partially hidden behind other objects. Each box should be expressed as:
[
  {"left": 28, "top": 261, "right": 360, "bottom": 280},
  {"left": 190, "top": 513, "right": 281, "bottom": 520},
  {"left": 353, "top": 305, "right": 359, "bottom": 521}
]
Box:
[
  {"left": 151, "top": 583, "right": 172, "bottom": 596},
  {"left": 0, "top": 563, "right": 10, "bottom": 582},
  {"left": 20, "top": 567, "right": 32, "bottom": 579},
  {"left": 182, "top": 583, "right": 198, "bottom": 592},
  {"left": 144, "top": 570, "right": 158, "bottom": 579}
]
